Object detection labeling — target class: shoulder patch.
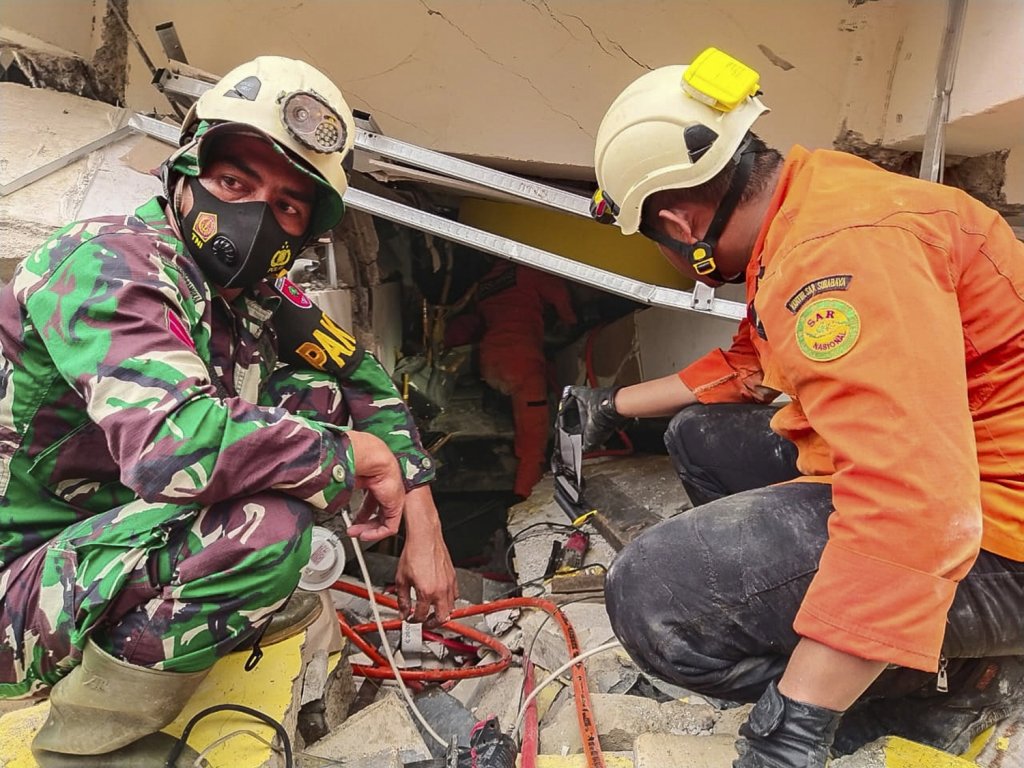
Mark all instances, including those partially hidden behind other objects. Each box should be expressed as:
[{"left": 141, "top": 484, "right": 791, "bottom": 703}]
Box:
[
  {"left": 795, "top": 298, "right": 860, "bottom": 361},
  {"left": 274, "top": 276, "right": 313, "bottom": 308},
  {"left": 786, "top": 274, "right": 853, "bottom": 313}
]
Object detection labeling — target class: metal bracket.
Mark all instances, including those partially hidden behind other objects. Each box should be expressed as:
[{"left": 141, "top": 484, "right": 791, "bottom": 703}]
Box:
[
  {"left": 690, "top": 282, "right": 716, "bottom": 312},
  {"left": 154, "top": 22, "right": 189, "bottom": 64}
]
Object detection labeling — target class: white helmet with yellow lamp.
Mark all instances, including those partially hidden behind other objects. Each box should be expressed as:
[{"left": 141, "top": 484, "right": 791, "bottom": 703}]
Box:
[{"left": 591, "top": 48, "right": 769, "bottom": 281}]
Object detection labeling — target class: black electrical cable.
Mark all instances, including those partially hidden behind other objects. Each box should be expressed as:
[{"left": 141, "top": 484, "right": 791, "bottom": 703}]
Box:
[
  {"left": 164, "top": 703, "right": 293, "bottom": 768},
  {"left": 503, "top": 521, "right": 579, "bottom": 579}
]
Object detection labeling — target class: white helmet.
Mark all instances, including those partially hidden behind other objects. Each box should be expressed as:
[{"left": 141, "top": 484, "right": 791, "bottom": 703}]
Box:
[
  {"left": 592, "top": 48, "right": 769, "bottom": 235},
  {"left": 176, "top": 56, "right": 356, "bottom": 237}
]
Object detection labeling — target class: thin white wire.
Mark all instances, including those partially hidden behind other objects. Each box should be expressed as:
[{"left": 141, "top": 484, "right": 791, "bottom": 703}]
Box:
[
  {"left": 512, "top": 639, "right": 623, "bottom": 737},
  {"left": 341, "top": 509, "right": 450, "bottom": 749},
  {"left": 192, "top": 729, "right": 281, "bottom": 767}
]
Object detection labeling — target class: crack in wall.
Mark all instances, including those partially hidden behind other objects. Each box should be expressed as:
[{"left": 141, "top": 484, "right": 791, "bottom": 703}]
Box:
[
  {"left": 346, "top": 88, "right": 433, "bottom": 140},
  {"left": 345, "top": 54, "right": 418, "bottom": 84},
  {"left": 419, "top": 0, "right": 592, "bottom": 136},
  {"left": 529, "top": 0, "right": 574, "bottom": 39},
  {"left": 604, "top": 37, "right": 652, "bottom": 71}
]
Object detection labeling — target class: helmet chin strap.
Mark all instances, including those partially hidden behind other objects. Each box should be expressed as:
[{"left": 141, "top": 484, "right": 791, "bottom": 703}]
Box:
[{"left": 639, "top": 144, "right": 755, "bottom": 285}]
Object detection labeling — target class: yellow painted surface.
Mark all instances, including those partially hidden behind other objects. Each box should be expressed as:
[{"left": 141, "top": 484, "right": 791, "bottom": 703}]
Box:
[
  {"left": 530, "top": 755, "right": 634, "bottom": 768},
  {"left": 0, "top": 635, "right": 325, "bottom": 768},
  {"left": 959, "top": 726, "right": 995, "bottom": 762},
  {"left": 0, "top": 702, "right": 48, "bottom": 768},
  {"left": 458, "top": 197, "right": 693, "bottom": 291},
  {"left": 883, "top": 736, "right": 979, "bottom": 768},
  {"left": 164, "top": 633, "right": 307, "bottom": 768}
]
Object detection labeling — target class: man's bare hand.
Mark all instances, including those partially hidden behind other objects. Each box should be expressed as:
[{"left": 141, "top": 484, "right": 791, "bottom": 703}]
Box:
[
  {"left": 344, "top": 431, "right": 405, "bottom": 543},
  {"left": 396, "top": 486, "right": 458, "bottom": 625}
]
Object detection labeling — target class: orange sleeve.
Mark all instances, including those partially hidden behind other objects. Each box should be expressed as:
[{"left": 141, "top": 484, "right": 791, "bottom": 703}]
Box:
[
  {"left": 677, "top": 319, "right": 776, "bottom": 403},
  {"left": 757, "top": 227, "right": 982, "bottom": 671}
]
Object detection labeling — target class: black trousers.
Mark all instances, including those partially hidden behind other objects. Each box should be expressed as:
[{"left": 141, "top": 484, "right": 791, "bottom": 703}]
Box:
[{"left": 605, "top": 403, "right": 1024, "bottom": 704}]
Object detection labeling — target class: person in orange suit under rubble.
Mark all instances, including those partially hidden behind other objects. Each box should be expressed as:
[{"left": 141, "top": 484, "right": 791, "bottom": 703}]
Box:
[
  {"left": 563, "top": 47, "right": 1024, "bottom": 766},
  {"left": 476, "top": 259, "right": 577, "bottom": 500}
]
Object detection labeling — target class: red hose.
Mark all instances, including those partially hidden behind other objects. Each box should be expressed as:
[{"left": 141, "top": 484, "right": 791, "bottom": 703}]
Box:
[
  {"left": 332, "top": 583, "right": 606, "bottom": 768},
  {"left": 334, "top": 581, "right": 512, "bottom": 683},
  {"left": 520, "top": 659, "right": 539, "bottom": 768}
]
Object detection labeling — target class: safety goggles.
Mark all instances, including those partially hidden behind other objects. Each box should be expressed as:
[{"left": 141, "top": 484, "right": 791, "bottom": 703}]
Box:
[{"left": 280, "top": 90, "right": 348, "bottom": 154}]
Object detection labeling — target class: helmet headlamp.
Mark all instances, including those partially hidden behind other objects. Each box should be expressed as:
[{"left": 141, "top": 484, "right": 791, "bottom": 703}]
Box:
[{"left": 280, "top": 90, "right": 348, "bottom": 154}]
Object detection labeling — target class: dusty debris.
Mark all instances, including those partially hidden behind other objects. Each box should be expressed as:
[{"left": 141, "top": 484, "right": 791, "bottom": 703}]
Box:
[
  {"left": 633, "top": 732, "right": 738, "bottom": 768},
  {"left": 304, "top": 693, "right": 432, "bottom": 765},
  {"left": 539, "top": 692, "right": 717, "bottom": 753}
]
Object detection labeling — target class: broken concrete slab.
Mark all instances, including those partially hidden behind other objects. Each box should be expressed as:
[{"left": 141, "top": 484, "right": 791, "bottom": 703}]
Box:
[
  {"left": 710, "top": 703, "right": 753, "bottom": 737},
  {"left": 633, "top": 733, "right": 737, "bottom": 768},
  {"left": 539, "top": 692, "right": 716, "bottom": 754},
  {"left": 519, "top": 601, "right": 618, "bottom": 673},
  {"left": 303, "top": 693, "right": 432, "bottom": 765},
  {"left": 464, "top": 663, "right": 528, "bottom": 729}
]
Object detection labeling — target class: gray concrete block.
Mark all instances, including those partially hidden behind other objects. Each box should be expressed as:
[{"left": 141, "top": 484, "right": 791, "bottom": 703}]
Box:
[
  {"left": 633, "top": 733, "right": 738, "bottom": 768},
  {"left": 304, "top": 693, "right": 431, "bottom": 764},
  {"left": 711, "top": 703, "right": 753, "bottom": 737},
  {"left": 539, "top": 693, "right": 717, "bottom": 754}
]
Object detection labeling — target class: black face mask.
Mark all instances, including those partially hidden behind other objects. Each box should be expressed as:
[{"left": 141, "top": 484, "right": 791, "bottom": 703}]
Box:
[{"left": 179, "top": 177, "right": 303, "bottom": 289}]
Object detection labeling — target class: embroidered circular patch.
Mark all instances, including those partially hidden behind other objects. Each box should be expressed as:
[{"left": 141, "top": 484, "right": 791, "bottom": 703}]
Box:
[{"left": 795, "top": 298, "right": 860, "bottom": 361}]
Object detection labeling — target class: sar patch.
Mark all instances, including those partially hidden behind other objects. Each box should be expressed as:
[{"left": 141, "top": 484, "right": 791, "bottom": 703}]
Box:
[
  {"left": 795, "top": 298, "right": 860, "bottom": 361},
  {"left": 786, "top": 274, "right": 853, "bottom": 313}
]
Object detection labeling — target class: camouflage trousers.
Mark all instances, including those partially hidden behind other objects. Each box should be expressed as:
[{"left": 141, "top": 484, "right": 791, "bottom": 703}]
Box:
[{"left": 0, "top": 368, "right": 349, "bottom": 699}]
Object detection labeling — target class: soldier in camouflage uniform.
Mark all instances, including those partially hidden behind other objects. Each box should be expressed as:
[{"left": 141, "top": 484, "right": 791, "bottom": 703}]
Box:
[{"left": 0, "top": 57, "right": 456, "bottom": 764}]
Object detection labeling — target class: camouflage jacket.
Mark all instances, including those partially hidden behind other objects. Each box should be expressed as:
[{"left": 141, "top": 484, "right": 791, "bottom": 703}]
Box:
[{"left": 0, "top": 197, "right": 434, "bottom": 568}]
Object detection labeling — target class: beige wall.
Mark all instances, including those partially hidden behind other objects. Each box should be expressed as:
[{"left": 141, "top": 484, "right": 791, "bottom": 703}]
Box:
[
  {"left": 2, "top": 0, "right": 1020, "bottom": 199},
  {"left": 121, "top": 0, "right": 859, "bottom": 174},
  {"left": 0, "top": 0, "right": 101, "bottom": 57}
]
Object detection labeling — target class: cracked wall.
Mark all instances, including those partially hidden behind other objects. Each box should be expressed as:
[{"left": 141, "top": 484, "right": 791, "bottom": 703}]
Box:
[
  {"left": 115, "top": 0, "right": 858, "bottom": 176},
  {"left": 2, "top": 0, "right": 1020, "bottom": 202}
]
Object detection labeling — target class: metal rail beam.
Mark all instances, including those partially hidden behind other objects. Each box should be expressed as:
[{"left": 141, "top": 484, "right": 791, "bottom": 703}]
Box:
[{"left": 129, "top": 112, "right": 746, "bottom": 320}]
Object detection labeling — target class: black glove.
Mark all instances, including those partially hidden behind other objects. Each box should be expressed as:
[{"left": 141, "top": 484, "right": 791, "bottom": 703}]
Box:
[
  {"left": 561, "top": 385, "right": 627, "bottom": 452},
  {"left": 734, "top": 682, "right": 843, "bottom": 768}
]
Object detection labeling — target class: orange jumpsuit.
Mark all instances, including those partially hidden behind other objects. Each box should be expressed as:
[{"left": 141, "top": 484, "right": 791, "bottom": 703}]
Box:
[
  {"left": 679, "top": 146, "right": 1024, "bottom": 671},
  {"left": 477, "top": 261, "right": 577, "bottom": 499}
]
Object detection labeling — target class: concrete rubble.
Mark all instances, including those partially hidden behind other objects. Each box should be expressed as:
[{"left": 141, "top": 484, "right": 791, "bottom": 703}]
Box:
[
  {"left": 3, "top": 454, "right": 1022, "bottom": 768},
  {"left": 280, "top": 453, "right": 1024, "bottom": 768}
]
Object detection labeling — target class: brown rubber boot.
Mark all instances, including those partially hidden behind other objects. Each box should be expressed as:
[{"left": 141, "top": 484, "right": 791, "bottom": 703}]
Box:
[{"left": 32, "top": 639, "right": 209, "bottom": 765}]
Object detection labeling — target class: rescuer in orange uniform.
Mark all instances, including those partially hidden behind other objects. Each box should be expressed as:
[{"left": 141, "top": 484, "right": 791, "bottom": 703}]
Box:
[
  {"left": 477, "top": 259, "right": 577, "bottom": 500},
  {"left": 566, "top": 48, "right": 1024, "bottom": 766}
]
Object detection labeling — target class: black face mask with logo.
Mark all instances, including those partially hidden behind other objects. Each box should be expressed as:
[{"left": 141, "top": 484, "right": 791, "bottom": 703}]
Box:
[{"left": 179, "top": 176, "right": 303, "bottom": 289}]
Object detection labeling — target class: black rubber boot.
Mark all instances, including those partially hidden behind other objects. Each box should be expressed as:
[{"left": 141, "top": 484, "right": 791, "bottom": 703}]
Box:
[{"left": 833, "top": 655, "right": 1024, "bottom": 756}]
